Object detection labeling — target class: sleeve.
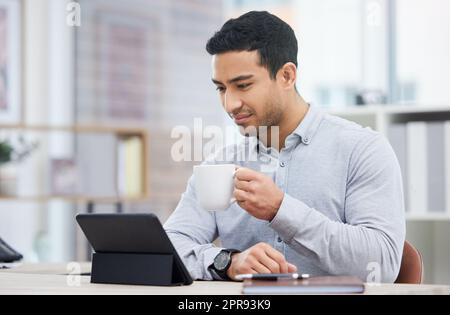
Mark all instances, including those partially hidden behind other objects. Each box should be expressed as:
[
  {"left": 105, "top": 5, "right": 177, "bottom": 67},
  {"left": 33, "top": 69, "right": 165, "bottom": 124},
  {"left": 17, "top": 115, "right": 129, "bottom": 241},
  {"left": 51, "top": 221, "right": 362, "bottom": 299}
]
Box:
[
  {"left": 163, "top": 173, "right": 224, "bottom": 280},
  {"left": 269, "top": 134, "right": 406, "bottom": 283}
]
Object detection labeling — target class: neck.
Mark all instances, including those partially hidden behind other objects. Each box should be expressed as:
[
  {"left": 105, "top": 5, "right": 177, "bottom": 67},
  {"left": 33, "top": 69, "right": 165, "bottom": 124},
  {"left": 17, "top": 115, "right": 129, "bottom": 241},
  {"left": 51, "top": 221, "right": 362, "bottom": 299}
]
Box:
[{"left": 265, "top": 94, "right": 309, "bottom": 150}]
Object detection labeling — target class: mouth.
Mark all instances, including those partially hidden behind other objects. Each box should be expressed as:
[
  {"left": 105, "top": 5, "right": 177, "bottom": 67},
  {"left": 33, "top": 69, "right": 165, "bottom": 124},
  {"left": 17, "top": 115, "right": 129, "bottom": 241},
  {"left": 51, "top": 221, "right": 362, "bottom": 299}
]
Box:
[{"left": 233, "top": 113, "right": 253, "bottom": 125}]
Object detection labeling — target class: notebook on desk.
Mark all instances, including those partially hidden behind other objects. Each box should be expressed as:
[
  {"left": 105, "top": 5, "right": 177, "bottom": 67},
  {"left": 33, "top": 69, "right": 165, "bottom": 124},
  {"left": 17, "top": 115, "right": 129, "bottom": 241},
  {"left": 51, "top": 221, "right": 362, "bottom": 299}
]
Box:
[{"left": 242, "top": 276, "right": 365, "bottom": 295}]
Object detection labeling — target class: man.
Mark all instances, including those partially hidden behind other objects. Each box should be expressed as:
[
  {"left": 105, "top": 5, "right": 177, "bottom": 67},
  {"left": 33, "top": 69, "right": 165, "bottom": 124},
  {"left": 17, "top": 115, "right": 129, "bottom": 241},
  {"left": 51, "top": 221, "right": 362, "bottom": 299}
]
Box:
[{"left": 164, "top": 11, "right": 405, "bottom": 282}]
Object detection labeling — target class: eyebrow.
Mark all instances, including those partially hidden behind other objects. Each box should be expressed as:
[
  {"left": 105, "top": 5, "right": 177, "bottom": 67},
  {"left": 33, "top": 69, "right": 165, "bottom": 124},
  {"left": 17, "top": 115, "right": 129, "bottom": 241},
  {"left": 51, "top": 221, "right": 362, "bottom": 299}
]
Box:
[{"left": 212, "top": 75, "right": 254, "bottom": 85}]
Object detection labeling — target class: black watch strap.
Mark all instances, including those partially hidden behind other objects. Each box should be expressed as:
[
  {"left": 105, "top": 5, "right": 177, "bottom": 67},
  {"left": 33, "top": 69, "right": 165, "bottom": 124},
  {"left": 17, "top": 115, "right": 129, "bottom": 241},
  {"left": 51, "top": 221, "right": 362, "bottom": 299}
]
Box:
[{"left": 210, "top": 249, "right": 240, "bottom": 280}]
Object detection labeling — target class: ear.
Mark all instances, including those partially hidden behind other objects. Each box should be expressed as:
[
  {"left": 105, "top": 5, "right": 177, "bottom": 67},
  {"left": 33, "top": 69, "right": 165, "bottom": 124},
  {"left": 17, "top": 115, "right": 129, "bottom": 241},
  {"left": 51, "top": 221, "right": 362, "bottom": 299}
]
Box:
[{"left": 277, "top": 62, "right": 297, "bottom": 90}]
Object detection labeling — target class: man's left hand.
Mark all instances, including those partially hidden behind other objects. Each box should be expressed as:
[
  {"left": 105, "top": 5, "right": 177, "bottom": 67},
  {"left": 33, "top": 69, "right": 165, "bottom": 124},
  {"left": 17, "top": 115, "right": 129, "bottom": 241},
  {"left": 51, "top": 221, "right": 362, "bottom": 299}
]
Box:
[{"left": 234, "top": 167, "right": 284, "bottom": 221}]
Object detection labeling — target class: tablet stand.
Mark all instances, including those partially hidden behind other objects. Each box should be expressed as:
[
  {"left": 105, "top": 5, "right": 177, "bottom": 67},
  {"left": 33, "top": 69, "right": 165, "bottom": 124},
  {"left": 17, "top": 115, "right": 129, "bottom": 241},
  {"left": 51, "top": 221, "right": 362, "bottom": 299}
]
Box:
[{"left": 91, "top": 252, "right": 180, "bottom": 286}]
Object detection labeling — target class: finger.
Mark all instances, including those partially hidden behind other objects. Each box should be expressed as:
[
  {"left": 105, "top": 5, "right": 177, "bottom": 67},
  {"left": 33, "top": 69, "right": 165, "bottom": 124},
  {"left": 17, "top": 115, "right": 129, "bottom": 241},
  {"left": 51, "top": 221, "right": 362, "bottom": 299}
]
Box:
[
  {"left": 234, "top": 178, "right": 252, "bottom": 191},
  {"left": 233, "top": 165, "right": 239, "bottom": 179},
  {"left": 281, "top": 263, "right": 288, "bottom": 274},
  {"left": 247, "top": 257, "right": 272, "bottom": 274},
  {"left": 237, "top": 200, "right": 247, "bottom": 209},
  {"left": 257, "top": 253, "right": 281, "bottom": 273},
  {"left": 235, "top": 168, "right": 261, "bottom": 181},
  {"left": 249, "top": 267, "right": 258, "bottom": 274},
  {"left": 234, "top": 188, "right": 251, "bottom": 202},
  {"left": 263, "top": 246, "right": 289, "bottom": 273},
  {"left": 277, "top": 260, "right": 288, "bottom": 274},
  {"left": 288, "top": 263, "right": 298, "bottom": 273}
]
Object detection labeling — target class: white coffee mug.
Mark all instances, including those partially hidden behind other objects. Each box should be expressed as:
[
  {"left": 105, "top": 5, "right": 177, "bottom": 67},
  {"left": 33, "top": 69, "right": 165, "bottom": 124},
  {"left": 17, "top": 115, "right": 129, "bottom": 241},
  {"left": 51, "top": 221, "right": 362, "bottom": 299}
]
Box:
[{"left": 194, "top": 164, "right": 236, "bottom": 211}]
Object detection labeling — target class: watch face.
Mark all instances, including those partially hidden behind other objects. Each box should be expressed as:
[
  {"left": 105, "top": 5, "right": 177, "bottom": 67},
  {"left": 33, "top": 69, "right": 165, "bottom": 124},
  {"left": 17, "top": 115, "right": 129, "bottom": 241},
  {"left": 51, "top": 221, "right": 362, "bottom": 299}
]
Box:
[{"left": 214, "top": 251, "right": 230, "bottom": 271}]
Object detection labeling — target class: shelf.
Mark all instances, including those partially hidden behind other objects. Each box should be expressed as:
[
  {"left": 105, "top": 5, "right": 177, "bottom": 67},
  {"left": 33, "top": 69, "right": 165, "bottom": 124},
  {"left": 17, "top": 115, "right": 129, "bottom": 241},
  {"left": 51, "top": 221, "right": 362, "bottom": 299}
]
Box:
[
  {"left": 0, "top": 124, "right": 148, "bottom": 136},
  {"left": 327, "top": 104, "right": 450, "bottom": 116},
  {"left": 0, "top": 195, "right": 150, "bottom": 203},
  {"left": 406, "top": 213, "right": 450, "bottom": 221},
  {"left": 0, "top": 124, "right": 150, "bottom": 204}
]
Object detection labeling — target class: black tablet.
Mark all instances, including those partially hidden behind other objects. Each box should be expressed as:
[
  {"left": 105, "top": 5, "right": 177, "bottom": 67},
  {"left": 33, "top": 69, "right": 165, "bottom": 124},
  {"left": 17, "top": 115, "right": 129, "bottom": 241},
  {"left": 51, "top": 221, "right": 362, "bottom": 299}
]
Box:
[{"left": 76, "top": 213, "right": 193, "bottom": 286}]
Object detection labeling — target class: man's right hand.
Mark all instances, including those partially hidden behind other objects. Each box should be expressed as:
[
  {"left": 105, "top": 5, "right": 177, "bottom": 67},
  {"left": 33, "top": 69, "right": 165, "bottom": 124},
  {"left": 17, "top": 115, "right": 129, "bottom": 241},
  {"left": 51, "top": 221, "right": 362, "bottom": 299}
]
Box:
[{"left": 226, "top": 242, "right": 297, "bottom": 281}]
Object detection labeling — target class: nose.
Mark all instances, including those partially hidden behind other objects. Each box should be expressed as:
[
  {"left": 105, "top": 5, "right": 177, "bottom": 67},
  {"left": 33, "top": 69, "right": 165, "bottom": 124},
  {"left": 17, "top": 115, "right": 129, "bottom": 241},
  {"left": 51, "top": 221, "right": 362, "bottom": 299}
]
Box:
[{"left": 224, "top": 90, "right": 243, "bottom": 115}]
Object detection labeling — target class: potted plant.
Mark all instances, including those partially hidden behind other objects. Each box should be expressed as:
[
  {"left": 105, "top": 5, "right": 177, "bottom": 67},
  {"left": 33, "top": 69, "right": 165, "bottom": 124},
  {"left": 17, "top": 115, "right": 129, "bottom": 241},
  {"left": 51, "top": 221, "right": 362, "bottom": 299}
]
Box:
[
  {"left": 0, "top": 137, "right": 38, "bottom": 196},
  {"left": 0, "top": 141, "right": 14, "bottom": 165}
]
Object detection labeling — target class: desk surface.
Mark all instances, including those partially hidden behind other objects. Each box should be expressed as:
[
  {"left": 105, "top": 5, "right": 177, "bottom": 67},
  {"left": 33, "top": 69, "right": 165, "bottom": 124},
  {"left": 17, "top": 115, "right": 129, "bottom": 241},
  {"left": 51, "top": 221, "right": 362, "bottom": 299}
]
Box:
[{"left": 1, "top": 264, "right": 450, "bottom": 295}]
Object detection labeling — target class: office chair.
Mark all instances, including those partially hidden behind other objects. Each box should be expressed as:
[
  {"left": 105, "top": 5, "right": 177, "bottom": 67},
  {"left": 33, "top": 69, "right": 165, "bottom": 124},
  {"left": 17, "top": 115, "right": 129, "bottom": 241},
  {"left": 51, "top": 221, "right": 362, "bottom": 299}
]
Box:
[{"left": 395, "top": 240, "right": 423, "bottom": 284}]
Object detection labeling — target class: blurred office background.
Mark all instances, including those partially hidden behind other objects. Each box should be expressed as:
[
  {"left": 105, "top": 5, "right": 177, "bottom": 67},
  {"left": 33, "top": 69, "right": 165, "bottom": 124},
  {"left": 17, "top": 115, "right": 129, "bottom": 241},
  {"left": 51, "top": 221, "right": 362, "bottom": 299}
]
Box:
[{"left": 0, "top": 0, "right": 449, "bottom": 284}]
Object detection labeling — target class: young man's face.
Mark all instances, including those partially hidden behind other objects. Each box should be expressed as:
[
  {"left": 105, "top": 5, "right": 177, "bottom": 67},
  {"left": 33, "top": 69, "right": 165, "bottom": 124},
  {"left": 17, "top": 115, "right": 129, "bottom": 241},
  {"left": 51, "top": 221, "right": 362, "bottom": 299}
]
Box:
[{"left": 212, "top": 51, "right": 285, "bottom": 133}]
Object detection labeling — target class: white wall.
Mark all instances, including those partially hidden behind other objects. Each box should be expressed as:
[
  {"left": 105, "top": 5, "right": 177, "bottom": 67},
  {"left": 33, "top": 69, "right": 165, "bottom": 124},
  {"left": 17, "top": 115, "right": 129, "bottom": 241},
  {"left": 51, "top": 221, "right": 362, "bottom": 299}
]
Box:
[
  {"left": 396, "top": 0, "right": 450, "bottom": 105},
  {"left": 295, "top": 0, "right": 364, "bottom": 107}
]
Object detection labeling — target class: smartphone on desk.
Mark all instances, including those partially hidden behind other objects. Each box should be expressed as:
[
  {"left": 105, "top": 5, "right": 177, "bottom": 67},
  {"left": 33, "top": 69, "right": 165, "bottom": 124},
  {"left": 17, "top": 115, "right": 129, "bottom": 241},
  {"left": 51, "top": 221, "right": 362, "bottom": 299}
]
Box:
[{"left": 235, "top": 273, "right": 310, "bottom": 281}]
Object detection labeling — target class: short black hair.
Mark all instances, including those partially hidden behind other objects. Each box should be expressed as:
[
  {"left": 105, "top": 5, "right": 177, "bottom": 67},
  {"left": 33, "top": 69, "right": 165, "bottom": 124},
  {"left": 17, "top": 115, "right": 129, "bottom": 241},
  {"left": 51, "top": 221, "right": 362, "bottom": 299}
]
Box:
[{"left": 206, "top": 11, "right": 298, "bottom": 79}]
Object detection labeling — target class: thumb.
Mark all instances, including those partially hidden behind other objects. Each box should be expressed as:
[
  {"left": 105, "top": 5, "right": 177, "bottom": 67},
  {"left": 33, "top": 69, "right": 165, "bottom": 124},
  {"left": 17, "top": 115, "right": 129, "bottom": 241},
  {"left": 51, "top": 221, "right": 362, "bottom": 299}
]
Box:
[{"left": 288, "top": 263, "right": 297, "bottom": 273}]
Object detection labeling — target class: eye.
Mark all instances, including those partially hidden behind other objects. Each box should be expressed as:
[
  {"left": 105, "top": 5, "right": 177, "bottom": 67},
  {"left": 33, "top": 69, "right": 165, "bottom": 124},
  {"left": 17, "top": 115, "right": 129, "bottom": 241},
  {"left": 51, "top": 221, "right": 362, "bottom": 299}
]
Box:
[
  {"left": 237, "top": 83, "right": 252, "bottom": 89},
  {"left": 216, "top": 86, "right": 225, "bottom": 93}
]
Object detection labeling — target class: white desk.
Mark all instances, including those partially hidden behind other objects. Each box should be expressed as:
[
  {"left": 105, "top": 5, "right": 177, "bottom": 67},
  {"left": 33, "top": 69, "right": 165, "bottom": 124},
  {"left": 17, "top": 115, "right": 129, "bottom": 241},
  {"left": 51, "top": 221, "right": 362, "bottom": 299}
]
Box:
[{"left": 1, "top": 264, "right": 450, "bottom": 295}]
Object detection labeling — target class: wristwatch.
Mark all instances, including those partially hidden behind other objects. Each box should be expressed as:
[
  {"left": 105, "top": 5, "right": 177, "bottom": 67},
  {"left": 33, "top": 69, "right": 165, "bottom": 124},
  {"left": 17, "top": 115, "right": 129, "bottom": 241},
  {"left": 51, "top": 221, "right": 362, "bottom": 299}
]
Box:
[{"left": 210, "top": 249, "right": 240, "bottom": 280}]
